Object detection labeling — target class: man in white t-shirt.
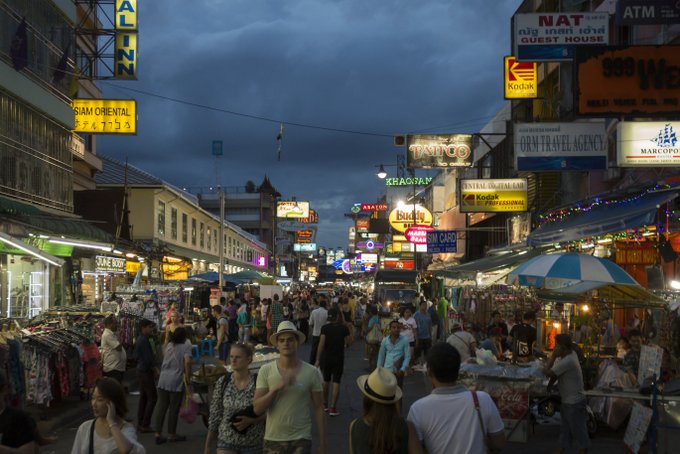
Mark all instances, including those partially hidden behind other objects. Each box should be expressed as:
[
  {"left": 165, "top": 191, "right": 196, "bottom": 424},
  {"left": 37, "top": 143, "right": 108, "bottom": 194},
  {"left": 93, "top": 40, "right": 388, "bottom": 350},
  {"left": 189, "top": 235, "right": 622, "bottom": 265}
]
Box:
[
  {"left": 446, "top": 321, "right": 477, "bottom": 363},
  {"left": 408, "top": 343, "right": 506, "bottom": 454},
  {"left": 100, "top": 315, "right": 127, "bottom": 383}
]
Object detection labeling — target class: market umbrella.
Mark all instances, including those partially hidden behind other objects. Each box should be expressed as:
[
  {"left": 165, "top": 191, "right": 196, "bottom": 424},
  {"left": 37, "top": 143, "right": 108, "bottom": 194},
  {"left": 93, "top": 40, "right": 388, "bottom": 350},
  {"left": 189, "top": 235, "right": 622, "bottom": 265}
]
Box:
[
  {"left": 186, "top": 271, "right": 243, "bottom": 285},
  {"left": 229, "top": 269, "right": 267, "bottom": 282}
]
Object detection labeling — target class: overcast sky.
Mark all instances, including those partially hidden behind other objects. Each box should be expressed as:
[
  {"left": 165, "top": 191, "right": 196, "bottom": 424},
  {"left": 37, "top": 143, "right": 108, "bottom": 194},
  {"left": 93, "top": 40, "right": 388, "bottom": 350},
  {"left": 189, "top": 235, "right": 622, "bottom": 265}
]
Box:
[{"left": 101, "top": 0, "right": 523, "bottom": 248}]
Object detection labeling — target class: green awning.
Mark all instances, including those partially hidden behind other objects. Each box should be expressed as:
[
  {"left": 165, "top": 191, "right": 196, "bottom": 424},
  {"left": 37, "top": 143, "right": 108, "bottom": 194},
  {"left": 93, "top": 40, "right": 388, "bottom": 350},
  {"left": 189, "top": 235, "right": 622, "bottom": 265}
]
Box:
[{"left": 434, "top": 249, "right": 542, "bottom": 279}]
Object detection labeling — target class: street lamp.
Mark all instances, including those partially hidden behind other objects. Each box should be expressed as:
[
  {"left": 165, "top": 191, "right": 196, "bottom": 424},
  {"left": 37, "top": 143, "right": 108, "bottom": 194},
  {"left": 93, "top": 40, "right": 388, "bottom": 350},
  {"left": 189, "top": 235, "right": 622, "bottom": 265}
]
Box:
[{"left": 376, "top": 164, "right": 387, "bottom": 179}]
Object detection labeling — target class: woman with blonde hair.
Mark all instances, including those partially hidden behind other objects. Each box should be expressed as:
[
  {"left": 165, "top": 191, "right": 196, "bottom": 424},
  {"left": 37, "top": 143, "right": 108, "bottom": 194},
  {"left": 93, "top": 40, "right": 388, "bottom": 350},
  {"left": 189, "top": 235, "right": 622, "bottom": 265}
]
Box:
[{"left": 349, "top": 368, "right": 422, "bottom": 454}]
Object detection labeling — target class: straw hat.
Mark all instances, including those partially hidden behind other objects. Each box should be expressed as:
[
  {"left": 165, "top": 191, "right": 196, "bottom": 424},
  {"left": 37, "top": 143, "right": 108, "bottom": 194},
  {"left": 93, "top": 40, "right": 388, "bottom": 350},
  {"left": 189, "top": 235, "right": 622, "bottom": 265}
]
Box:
[
  {"left": 356, "top": 368, "right": 402, "bottom": 404},
  {"left": 269, "top": 320, "right": 306, "bottom": 345}
]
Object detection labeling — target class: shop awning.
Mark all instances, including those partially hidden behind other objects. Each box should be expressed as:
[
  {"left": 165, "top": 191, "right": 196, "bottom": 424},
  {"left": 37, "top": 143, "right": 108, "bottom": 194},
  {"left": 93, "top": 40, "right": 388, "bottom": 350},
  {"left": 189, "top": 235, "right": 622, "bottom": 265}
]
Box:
[
  {"left": 166, "top": 244, "right": 219, "bottom": 264},
  {"left": 186, "top": 271, "right": 243, "bottom": 285},
  {"left": 434, "top": 248, "right": 542, "bottom": 279},
  {"left": 0, "top": 231, "right": 64, "bottom": 267},
  {"left": 536, "top": 281, "right": 665, "bottom": 308},
  {"left": 528, "top": 190, "right": 679, "bottom": 247}
]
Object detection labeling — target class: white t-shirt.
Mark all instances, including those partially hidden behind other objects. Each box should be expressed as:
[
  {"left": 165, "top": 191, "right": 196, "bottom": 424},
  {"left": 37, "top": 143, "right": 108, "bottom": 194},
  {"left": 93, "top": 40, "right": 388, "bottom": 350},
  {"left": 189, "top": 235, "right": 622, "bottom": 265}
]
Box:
[
  {"left": 309, "top": 307, "right": 328, "bottom": 337},
  {"left": 408, "top": 385, "right": 504, "bottom": 454},
  {"left": 71, "top": 420, "right": 145, "bottom": 454},
  {"left": 399, "top": 317, "right": 417, "bottom": 343},
  {"left": 551, "top": 350, "right": 585, "bottom": 404},
  {"left": 100, "top": 328, "right": 126, "bottom": 373},
  {"left": 447, "top": 331, "right": 477, "bottom": 363}
]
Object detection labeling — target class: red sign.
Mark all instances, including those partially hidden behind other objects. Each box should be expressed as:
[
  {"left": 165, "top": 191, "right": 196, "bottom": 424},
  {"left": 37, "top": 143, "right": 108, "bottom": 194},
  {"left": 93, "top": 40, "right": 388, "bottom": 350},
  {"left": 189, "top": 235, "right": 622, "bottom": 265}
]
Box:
[
  {"left": 473, "top": 379, "right": 530, "bottom": 420},
  {"left": 383, "top": 260, "right": 414, "bottom": 269},
  {"left": 299, "top": 209, "right": 318, "bottom": 224},
  {"left": 361, "top": 203, "right": 388, "bottom": 212},
  {"left": 356, "top": 218, "right": 370, "bottom": 232},
  {"left": 296, "top": 230, "right": 314, "bottom": 239},
  {"left": 405, "top": 225, "right": 435, "bottom": 245}
]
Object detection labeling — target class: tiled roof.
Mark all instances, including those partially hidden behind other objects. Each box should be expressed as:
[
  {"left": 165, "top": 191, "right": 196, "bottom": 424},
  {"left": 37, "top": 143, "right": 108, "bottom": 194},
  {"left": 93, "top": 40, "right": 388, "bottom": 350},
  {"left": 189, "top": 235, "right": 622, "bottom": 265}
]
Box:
[{"left": 96, "top": 155, "right": 163, "bottom": 186}]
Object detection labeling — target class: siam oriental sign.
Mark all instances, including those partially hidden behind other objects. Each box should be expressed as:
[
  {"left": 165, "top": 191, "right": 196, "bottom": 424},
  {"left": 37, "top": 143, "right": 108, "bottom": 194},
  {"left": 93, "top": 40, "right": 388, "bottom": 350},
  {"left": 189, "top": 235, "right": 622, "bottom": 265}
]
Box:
[
  {"left": 617, "top": 122, "right": 680, "bottom": 166},
  {"left": 406, "top": 134, "right": 473, "bottom": 168},
  {"left": 513, "top": 13, "right": 609, "bottom": 61},
  {"left": 361, "top": 203, "right": 388, "bottom": 212},
  {"left": 513, "top": 121, "right": 607, "bottom": 171},
  {"left": 114, "top": 1, "right": 138, "bottom": 79},
  {"left": 388, "top": 205, "right": 433, "bottom": 233},
  {"left": 575, "top": 46, "right": 680, "bottom": 116},
  {"left": 277, "top": 201, "right": 310, "bottom": 218},
  {"left": 504, "top": 56, "right": 538, "bottom": 99},
  {"left": 96, "top": 255, "right": 126, "bottom": 273},
  {"left": 460, "top": 179, "right": 528, "bottom": 213},
  {"left": 385, "top": 177, "right": 433, "bottom": 186},
  {"left": 72, "top": 99, "right": 137, "bottom": 134},
  {"left": 405, "top": 225, "right": 435, "bottom": 245}
]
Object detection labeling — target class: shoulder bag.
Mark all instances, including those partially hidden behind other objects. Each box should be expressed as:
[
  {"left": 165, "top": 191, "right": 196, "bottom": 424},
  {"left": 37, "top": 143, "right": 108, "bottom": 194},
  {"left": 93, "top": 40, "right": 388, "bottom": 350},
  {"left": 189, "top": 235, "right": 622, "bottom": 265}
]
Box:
[{"left": 471, "top": 391, "right": 500, "bottom": 454}]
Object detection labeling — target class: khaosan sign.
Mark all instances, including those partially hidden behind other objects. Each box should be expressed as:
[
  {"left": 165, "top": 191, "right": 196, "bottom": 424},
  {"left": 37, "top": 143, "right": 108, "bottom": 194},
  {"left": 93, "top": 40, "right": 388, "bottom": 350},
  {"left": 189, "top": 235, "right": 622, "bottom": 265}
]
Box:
[
  {"left": 405, "top": 225, "right": 435, "bottom": 245},
  {"left": 460, "top": 179, "right": 528, "bottom": 213},
  {"left": 513, "top": 121, "right": 607, "bottom": 171},
  {"left": 72, "top": 99, "right": 137, "bottom": 134},
  {"left": 617, "top": 122, "right": 680, "bottom": 167},
  {"left": 388, "top": 205, "right": 433, "bottom": 233},
  {"left": 575, "top": 46, "right": 680, "bottom": 116},
  {"left": 385, "top": 177, "right": 433, "bottom": 186},
  {"left": 513, "top": 13, "right": 609, "bottom": 61},
  {"left": 504, "top": 56, "right": 538, "bottom": 99},
  {"left": 276, "top": 201, "right": 310, "bottom": 218},
  {"left": 406, "top": 134, "right": 473, "bottom": 168}
]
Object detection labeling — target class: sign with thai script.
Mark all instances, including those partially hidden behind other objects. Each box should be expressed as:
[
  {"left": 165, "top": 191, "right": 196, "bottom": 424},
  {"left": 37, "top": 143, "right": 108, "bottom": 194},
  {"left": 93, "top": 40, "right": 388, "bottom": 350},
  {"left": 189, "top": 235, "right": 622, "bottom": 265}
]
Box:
[
  {"left": 617, "top": 122, "right": 680, "bottom": 166},
  {"left": 115, "top": 0, "right": 137, "bottom": 30},
  {"left": 96, "top": 255, "right": 126, "bottom": 273},
  {"left": 514, "top": 121, "right": 607, "bottom": 171},
  {"left": 460, "top": 179, "right": 528, "bottom": 213},
  {"left": 513, "top": 13, "right": 609, "bottom": 61},
  {"left": 616, "top": 0, "right": 680, "bottom": 25},
  {"left": 426, "top": 230, "right": 458, "bottom": 253},
  {"left": 385, "top": 177, "right": 433, "bottom": 186},
  {"left": 361, "top": 203, "right": 388, "bottom": 212},
  {"left": 277, "top": 201, "right": 310, "bottom": 218},
  {"left": 504, "top": 56, "right": 538, "bottom": 99},
  {"left": 388, "top": 205, "right": 433, "bottom": 233},
  {"left": 406, "top": 134, "right": 473, "bottom": 168},
  {"left": 72, "top": 99, "right": 136, "bottom": 134},
  {"left": 575, "top": 46, "right": 680, "bottom": 116}
]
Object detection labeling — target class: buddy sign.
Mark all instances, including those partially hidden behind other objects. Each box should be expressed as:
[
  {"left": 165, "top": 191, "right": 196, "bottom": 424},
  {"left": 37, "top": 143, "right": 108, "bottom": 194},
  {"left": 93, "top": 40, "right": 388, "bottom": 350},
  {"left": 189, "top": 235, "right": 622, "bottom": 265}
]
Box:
[
  {"left": 460, "top": 179, "right": 528, "bottom": 213},
  {"left": 388, "top": 205, "right": 433, "bottom": 233}
]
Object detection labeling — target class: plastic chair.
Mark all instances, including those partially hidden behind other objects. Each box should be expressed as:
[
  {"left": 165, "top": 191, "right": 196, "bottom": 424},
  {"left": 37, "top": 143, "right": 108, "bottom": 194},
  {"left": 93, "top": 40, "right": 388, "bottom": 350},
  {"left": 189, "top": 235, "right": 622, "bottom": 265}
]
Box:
[
  {"left": 191, "top": 344, "right": 201, "bottom": 361},
  {"left": 201, "top": 338, "right": 215, "bottom": 357}
]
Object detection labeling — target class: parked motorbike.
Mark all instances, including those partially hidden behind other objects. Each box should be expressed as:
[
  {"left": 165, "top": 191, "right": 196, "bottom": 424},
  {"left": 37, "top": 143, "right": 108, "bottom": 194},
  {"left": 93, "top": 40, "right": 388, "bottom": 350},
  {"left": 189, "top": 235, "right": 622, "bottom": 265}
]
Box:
[{"left": 535, "top": 389, "right": 598, "bottom": 437}]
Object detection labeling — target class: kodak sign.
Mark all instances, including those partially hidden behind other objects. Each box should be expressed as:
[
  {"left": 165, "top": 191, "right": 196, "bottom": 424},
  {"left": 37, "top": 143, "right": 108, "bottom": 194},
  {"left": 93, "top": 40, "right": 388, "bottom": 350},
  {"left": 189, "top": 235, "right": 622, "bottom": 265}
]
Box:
[{"left": 504, "top": 56, "right": 537, "bottom": 99}]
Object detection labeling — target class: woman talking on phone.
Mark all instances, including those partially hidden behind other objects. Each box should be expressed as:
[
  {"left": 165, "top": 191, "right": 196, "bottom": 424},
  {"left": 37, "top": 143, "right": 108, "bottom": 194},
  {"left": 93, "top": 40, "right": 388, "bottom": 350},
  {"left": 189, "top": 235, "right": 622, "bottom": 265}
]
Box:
[{"left": 71, "top": 377, "right": 145, "bottom": 453}]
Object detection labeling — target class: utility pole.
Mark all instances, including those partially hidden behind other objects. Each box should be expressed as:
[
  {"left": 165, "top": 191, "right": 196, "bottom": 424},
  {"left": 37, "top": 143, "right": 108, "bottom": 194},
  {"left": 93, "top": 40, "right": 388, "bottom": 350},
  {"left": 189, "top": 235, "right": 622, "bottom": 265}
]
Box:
[{"left": 219, "top": 189, "right": 225, "bottom": 292}]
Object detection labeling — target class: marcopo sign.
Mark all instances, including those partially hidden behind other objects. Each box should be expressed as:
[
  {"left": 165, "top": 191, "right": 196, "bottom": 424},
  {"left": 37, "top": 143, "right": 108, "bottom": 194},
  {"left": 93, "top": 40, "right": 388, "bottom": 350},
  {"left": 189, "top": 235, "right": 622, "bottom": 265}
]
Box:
[{"left": 617, "top": 121, "right": 680, "bottom": 167}]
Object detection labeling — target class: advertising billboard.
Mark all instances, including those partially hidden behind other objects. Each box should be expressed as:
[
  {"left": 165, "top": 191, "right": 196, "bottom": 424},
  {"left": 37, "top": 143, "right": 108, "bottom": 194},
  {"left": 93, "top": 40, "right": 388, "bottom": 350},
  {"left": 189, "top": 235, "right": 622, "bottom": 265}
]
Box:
[
  {"left": 294, "top": 243, "right": 317, "bottom": 252},
  {"left": 361, "top": 203, "right": 388, "bottom": 212},
  {"left": 513, "top": 13, "right": 609, "bottom": 61},
  {"left": 460, "top": 179, "right": 528, "bottom": 213},
  {"left": 617, "top": 122, "right": 680, "bottom": 167},
  {"left": 575, "top": 46, "right": 680, "bottom": 116},
  {"left": 406, "top": 134, "right": 473, "bottom": 168},
  {"left": 514, "top": 121, "right": 607, "bottom": 171},
  {"left": 504, "top": 56, "right": 538, "bottom": 99},
  {"left": 388, "top": 205, "right": 433, "bottom": 233},
  {"left": 115, "top": 0, "right": 137, "bottom": 30},
  {"left": 114, "top": 32, "right": 137, "bottom": 80},
  {"left": 277, "top": 201, "right": 310, "bottom": 218},
  {"left": 72, "top": 99, "right": 137, "bottom": 134}
]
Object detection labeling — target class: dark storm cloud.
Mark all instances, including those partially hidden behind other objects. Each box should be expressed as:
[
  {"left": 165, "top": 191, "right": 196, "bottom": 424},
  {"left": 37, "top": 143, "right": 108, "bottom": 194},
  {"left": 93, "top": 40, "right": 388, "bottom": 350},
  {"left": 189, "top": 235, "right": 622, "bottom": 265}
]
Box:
[{"left": 101, "top": 0, "right": 522, "bottom": 247}]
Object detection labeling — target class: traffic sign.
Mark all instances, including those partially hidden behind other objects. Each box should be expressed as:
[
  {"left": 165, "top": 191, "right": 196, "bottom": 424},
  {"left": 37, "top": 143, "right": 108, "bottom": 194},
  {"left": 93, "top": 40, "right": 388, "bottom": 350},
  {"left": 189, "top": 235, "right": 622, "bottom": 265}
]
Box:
[{"left": 426, "top": 230, "right": 457, "bottom": 253}]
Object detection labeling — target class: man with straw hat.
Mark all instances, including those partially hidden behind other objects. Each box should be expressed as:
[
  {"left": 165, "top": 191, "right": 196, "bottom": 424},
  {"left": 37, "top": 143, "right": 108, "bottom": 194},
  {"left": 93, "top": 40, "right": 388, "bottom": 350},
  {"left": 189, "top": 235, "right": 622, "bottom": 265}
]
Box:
[{"left": 254, "top": 320, "right": 327, "bottom": 454}]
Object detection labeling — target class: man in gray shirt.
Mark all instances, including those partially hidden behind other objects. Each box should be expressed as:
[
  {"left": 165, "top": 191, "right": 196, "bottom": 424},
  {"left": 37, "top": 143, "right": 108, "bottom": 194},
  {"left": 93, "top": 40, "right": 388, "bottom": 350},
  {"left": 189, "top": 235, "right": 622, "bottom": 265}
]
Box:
[{"left": 543, "top": 334, "right": 590, "bottom": 454}]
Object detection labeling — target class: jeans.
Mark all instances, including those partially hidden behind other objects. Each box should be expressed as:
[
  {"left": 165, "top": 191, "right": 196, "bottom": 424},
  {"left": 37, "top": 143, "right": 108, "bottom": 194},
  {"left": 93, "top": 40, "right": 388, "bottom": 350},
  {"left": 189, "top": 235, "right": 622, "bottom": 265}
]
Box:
[
  {"left": 154, "top": 388, "right": 183, "bottom": 435},
  {"left": 310, "top": 336, "right": 320, "bottom": 364},
  {"left": 137, "top": 370, "right": 157, "bottom": 427},
  {"left": 238, "top": 326, "right": 251, "bottom": 344},
  {"left": 560, "top": 399, "right": 591, "bottom": 450}
]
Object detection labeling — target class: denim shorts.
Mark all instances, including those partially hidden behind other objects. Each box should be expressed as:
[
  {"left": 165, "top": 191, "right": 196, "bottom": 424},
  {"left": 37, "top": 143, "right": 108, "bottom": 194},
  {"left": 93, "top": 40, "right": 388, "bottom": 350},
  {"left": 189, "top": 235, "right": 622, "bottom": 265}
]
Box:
[{"left": 217, "top": 440, "right": 263, "bottom": 454}]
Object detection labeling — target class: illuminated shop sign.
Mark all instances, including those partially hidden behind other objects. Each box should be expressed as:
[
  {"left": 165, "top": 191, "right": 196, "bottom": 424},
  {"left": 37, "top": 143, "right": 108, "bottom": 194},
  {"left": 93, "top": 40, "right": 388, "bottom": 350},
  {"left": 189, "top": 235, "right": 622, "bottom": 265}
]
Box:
[
  {"left": 385, "top": 177, "right": 433, "bottom": 187},
  {"left": 617, "top": 121, "right": 680, "bottom": 167},
  {"left": 504, "top": 56, "right": 538, "bottom": 99},
  {"left": 114, "top": 32, "right": 137, "bottom": 79},
  {"left": 72, "top": 99, "right": 137, "bottom": 134},
  {"left": 406, "top": 134, "right": 473, "bottom": 168},
  {"left": 96, "top": 255, "right": 126, "bottom": 273},
  {"left": 115, "top": 0, "right": 137, "bottom": 30},
  {"left": 277, "top": 201, "right": 310, "bottom": 218},
  {"left": 361, "top": 203, "right": 388, "bottom": 212},
  {"left": 388, "top": 205, "right": 433, "bottom": 233},
  {"left": 460, "top": 179, "right": 528, "bottom": 213},
  {"left": 293, "top": 243, "right": 317, "bottom": 252},
  {"left": 405, "top": 225, "right": 435, "bottom": 245}
]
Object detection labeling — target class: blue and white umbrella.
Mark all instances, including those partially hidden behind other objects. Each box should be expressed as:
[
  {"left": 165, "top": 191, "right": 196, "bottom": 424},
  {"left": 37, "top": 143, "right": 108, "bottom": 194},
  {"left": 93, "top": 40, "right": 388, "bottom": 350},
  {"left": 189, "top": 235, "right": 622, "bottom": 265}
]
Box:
[{"left": 507, "top": 252, "right": 638, "bottom": 290}]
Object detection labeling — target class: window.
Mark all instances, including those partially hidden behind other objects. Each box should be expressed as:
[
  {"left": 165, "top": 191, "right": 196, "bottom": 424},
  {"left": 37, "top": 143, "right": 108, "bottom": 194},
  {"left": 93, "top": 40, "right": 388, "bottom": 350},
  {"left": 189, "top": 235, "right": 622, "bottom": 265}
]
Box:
[
  {"left": 200, "top": 222, "right": 205, "bottom": 248},
  {"left": 207, "top": 227, "right": 211, "bottom": 251},
  {"left": 228, "top": 237, "right": 232, "bottom": 257},
  {"left": 191, "top": 218, "right": 197, "bottom": 245},
  {"left": 157, "top": 201, "right": 166, "bottom": 236},
  {"left": 171, "top": 208, "right": 178, "bottom": 240},
  {"left": 182, "top": 213, "right": 188, "bottom": 243},
  {"left": 214, "top": 230, "right": 218, "bottom": 252}
]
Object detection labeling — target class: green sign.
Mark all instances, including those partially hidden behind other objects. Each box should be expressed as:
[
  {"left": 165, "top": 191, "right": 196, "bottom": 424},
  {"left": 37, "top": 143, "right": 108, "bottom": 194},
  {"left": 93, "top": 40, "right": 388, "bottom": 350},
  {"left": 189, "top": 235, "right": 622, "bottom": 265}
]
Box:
[{"left": 385, "top": 177, "right": 433, "bottom": 186}]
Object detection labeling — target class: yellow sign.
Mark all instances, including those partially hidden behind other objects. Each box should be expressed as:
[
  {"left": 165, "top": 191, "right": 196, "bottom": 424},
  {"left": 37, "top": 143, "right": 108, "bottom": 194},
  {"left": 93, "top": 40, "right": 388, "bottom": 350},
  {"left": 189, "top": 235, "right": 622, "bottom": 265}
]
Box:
[
  {"left": 115, "top": 0, "right": 137, "bottom": 30},
  {"left": 115, "top": 32, "right": 137, "bottom": 79},
  {"left": 460, "top": 179, "right": 528, "bottom": 213},
  {"left": 126, "top": 261, "right": 141, "bottom": 273},
  {"left": 388, "top": 205, "right": 433, "bottom": 233},
  {"left": 504, "top": 56, "right": 537, "bottom": 99},
  {"left": 72, "top": 99, "right": 136, "bottom": 134}
]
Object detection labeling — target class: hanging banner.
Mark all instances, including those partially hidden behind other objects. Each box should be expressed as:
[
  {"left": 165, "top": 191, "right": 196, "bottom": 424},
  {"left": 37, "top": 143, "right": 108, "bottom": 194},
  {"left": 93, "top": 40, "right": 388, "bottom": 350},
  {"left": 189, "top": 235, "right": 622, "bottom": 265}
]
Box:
[
  {"left": 406, "top": 134, "right": 473, "bottom": 168},
  {"left": 504, "top": 56, "right": 538, "bottom": 99},
  {"left": 460, "top": 179, "right": 528, "bottom": 213},
  {"left": 616, "top": 0, "right": 680, "bottom": 25},
  {"left": 617, "top": 121, "right": 680, "bottom": 167},
  {"left": 575, "top": 46, "right": 680, "bottom": 116},
  {"left": 513, "top": 13, "right": 609, "bottom": 61},
  {"left": 514, "top": 121, "right": 607, "bottom": 171},
  {"left": 72, "top": 99, "right": 137, "bottom": 134},
  {"left": 388, "top": 205, "right": 433, "bottom": 233}
]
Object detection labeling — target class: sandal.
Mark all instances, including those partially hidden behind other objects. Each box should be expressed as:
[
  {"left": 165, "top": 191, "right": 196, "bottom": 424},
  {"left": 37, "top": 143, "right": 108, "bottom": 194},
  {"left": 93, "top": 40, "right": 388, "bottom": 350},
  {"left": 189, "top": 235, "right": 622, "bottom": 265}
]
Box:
[{"left": 168, "top": 435, "right": 186, "bottom": 442}]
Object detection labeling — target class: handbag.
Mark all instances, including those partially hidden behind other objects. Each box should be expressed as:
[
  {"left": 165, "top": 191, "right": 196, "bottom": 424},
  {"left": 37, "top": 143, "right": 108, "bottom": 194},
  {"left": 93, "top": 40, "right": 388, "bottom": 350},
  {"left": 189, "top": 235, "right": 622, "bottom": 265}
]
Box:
[
  {"left": 179, "top": 382, "right": 199, "bottom": 424},
  {"left": 365, "top": 318, "right": 383, "bottom": 345}
]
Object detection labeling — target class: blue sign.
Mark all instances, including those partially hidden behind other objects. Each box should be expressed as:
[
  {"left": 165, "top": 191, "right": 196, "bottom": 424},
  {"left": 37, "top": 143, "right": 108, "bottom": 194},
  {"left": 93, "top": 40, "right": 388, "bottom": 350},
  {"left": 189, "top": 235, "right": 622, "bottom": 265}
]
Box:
[
  {"left": 426, "top": 231, "right": 457, "bottom": 253},
  {"left": 212, "top": 140, "right": 223, "bottom": 156}
]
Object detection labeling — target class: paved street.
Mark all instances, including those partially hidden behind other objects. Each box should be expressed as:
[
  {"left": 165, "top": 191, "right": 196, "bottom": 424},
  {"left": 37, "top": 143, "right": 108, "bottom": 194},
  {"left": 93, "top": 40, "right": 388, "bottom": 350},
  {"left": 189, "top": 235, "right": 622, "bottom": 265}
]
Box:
[{"left": 41, "top": 337, "right": 627, "bottom": 453}]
